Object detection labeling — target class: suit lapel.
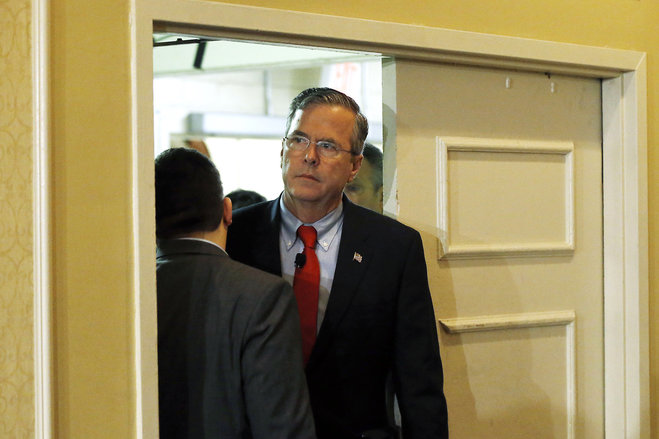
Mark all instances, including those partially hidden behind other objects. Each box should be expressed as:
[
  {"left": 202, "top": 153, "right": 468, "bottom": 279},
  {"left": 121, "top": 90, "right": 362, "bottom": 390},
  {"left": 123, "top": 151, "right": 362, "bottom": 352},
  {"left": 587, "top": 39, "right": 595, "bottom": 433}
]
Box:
[{"left": 308, "top": 197, "right": 372, "bottom": 368}]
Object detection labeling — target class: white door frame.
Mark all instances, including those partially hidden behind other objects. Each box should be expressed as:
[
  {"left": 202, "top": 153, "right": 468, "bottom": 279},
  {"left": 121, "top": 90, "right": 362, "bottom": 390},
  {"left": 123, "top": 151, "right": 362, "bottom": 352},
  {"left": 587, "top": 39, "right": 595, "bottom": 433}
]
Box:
[
  {"left": 33, "top": 0, "right": 52, "bottom": 437},
  {"left": 26, "top": 1, "right": 637, "bottom": 438}
]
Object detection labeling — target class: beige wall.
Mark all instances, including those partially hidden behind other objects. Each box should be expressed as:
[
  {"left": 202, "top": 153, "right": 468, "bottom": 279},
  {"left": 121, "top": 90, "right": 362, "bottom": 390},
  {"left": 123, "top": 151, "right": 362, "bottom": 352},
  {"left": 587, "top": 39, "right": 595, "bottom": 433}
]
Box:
[
  {"left": 50, "top": 0, "right": 135, "bottom": 437},
  {"left": 47, "top": 0, "right": 658, "bottom": 437},
  {"left": 0, "top": 0, "right": 34, "bottom": 437}
]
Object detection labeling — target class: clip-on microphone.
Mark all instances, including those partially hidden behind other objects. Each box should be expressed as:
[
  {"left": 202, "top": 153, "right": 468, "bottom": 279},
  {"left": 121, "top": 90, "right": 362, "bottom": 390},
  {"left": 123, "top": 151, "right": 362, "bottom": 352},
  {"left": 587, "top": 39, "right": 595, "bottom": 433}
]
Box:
[{"left": 295, "top": 253, "right": 307, "bottom": 268}]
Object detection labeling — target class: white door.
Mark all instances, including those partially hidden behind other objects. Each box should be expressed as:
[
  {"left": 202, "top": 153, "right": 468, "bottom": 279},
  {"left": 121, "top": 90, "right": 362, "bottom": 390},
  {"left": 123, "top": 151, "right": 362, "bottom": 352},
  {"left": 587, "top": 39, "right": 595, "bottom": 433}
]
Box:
[{"left": 384, "top": 60, "right": 602, "bottom": 438}]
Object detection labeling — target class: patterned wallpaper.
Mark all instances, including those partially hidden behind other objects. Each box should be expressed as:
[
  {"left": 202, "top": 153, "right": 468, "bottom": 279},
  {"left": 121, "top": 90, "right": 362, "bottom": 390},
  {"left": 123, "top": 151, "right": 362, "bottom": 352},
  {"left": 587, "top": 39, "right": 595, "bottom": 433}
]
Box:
[{"left": 0, "top": 0, "right": 34, "bottom": 437}]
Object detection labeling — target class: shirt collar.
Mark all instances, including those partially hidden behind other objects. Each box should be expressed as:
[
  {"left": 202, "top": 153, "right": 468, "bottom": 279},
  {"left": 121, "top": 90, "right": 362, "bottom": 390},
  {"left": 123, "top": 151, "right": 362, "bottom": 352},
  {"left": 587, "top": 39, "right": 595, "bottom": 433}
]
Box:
[
  {"left": 176, "top": 237, "right": 228, "bottom": 255},
  {"left": 279, "top": 197, "right": 344, "bottom": 252}
]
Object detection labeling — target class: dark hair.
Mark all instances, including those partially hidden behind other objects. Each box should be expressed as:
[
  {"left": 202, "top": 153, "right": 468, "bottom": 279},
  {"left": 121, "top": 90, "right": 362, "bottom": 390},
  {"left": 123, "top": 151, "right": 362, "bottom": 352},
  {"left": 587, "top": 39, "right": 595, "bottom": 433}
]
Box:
[
  {"left": 285, "top": 87, "right": 369, "bottom": 155},
  {"left": 155, "top": 147, "right": 224, "bottom": 239},
  {"left": 226, "top": 189, "right": 266, "bottom": 210},
  {"left": 362, "top": 143, "right": 383, "bottom": 190}
]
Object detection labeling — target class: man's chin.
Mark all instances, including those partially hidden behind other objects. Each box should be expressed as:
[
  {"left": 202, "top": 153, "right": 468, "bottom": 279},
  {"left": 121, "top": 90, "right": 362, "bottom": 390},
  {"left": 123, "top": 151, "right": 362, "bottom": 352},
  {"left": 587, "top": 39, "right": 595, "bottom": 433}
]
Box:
[
  {"left": 287, "top": 189, "right": 321, "bottom": 203},
  {"left": 286, "top": 181, "right": 322, "bottom": 198}
]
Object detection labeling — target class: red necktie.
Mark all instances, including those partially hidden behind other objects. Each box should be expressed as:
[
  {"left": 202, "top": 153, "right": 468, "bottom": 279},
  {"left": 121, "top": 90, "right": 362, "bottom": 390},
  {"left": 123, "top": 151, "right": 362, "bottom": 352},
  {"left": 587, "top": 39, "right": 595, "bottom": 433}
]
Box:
[{"left": 293, "top": 225, "right": 320, "bottom": 364}]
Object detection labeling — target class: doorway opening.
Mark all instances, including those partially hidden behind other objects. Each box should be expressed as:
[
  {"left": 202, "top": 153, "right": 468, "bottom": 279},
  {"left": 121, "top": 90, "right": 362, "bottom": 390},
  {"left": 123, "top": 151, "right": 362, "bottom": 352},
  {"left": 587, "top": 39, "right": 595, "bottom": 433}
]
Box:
[{"left": 134, "top": 8, "right": 647, "bottom": 438}]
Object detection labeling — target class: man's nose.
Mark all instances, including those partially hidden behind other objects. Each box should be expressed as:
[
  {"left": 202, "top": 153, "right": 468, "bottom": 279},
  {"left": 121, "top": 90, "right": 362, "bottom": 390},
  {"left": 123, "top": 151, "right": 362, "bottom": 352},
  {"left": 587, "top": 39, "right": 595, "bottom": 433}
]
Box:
[{"left": 304, "top": 143, "right": 319, "bottom": 165}]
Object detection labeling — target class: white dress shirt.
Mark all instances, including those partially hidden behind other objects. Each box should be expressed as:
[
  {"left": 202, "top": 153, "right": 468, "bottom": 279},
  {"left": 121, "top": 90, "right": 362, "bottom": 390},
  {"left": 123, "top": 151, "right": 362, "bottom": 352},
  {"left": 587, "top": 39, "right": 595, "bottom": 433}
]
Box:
[{"left": 279, "top": 197, "right": 343, "bottom": 333}]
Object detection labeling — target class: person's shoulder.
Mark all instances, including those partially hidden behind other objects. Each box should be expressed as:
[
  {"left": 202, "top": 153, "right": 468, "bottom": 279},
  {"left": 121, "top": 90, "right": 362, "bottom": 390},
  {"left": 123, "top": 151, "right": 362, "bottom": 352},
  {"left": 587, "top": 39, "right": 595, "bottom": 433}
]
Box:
[
  {"left": 232, "top": 199, "right": 274, "bottom": 221},
  {"left": 229, "top": 199, "right": 276, "bottom": 238},
  {"left": 222, "top": 256, "right": 289, "bottom": 291},
  {"left": 220, "top": 258, "right": 296, "bottom": 315},
  {"left": 346, "top": 200, "right": 419, "bottom": 237},
  {"left": 227, "top": 199, "right": 277, "bottom": 252}
]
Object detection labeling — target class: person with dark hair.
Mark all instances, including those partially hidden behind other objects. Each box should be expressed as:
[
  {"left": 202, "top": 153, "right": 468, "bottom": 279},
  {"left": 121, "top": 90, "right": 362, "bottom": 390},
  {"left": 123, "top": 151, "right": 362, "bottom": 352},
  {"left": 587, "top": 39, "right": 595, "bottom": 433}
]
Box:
[
  {"left": 227, "top": 87, "right": 448, "bottom": 439},
  {"left": 155, "top": 147, "right": 316, "bottom": 439},
  {"left": 226, "top": 188, "right": 267, "bottom": 210},
  {"left": 344, "top": 142, "right": 383, "bottom": 213}
]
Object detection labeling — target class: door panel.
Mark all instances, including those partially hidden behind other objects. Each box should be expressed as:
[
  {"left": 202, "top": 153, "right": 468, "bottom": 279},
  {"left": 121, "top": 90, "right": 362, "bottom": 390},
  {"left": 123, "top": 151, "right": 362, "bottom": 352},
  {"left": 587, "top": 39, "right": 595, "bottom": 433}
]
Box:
[{"left": 383, "top": 60, "right": 602, "bottom": 438}]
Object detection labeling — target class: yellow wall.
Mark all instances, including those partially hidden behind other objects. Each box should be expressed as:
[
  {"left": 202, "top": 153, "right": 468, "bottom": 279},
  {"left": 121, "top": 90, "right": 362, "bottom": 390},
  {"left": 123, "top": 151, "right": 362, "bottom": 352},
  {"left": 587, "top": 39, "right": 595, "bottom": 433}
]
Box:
[
  {"left": 49, "top": 0, "right": 658, "bottom": 437},
  {"left": 51, "top": 0, "right": 135, "bottom": 437},
  {"left": 0, "top": 0, "right": 34, "bottom": 436}
]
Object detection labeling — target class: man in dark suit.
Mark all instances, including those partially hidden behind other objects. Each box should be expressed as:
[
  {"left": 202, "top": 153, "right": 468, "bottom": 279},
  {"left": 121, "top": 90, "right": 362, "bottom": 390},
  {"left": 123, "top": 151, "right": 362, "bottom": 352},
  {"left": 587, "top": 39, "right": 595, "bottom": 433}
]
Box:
[
  {"left": 227, "top": 88, "right": 448, "bottom": 439},
  {"left": 155, "top": 147, "right": 316, "bottom": 439}
]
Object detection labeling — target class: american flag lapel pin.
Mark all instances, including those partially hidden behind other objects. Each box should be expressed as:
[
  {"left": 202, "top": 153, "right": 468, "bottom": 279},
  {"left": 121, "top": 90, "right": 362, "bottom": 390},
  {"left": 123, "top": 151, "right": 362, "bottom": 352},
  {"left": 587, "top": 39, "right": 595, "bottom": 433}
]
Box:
[{"left": 353, "top": 252, "right": 363, "bottom": 263}]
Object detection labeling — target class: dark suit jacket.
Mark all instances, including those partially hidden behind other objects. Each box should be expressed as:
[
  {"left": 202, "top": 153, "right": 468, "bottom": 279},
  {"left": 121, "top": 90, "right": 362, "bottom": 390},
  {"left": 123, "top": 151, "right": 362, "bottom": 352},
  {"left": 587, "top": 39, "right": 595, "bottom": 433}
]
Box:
[
  {"left": 157, "top": 238, "right": 316, "bottom": 439},
  {"left": 227, "top": 196, "right": 449, "bottom": 439}
]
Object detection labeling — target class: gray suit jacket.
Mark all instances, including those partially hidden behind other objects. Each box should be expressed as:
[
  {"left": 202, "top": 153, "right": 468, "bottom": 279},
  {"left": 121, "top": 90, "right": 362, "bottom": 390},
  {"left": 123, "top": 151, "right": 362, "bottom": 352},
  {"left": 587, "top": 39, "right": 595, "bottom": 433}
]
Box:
[
  {"left": 157, "top": 238, "right": 316, "bottom": 439},
  {"left": 227, "top": 196, "right": 448, "bottom": 439}
]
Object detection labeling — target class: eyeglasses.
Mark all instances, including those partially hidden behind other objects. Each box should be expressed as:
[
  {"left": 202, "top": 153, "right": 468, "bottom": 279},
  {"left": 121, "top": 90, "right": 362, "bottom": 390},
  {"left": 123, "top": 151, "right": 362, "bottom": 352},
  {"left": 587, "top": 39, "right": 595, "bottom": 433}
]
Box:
[{"left": 283, "top": 135, "right": 357, "bottom": 158}]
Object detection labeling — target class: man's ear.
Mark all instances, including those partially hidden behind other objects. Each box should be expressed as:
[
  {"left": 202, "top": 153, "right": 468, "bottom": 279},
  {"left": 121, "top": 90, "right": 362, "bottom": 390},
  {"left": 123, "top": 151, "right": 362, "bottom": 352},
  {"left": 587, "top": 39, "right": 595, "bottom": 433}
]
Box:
[
  {"left": 348, "top": 154, "right": 363, "bottom": 183},
  {"left": 222, "top": 197, "right": 233, "bottom": 227}
]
